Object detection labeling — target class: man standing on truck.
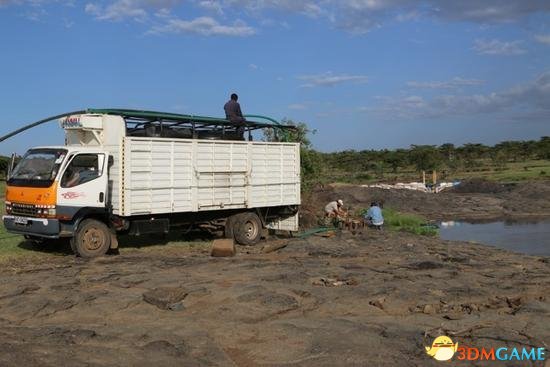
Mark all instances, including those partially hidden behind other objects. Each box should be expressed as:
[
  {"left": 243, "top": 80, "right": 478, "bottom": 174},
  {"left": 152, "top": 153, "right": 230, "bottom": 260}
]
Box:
[{"left": 224, "top": 93, "right": 246, "bottom": 139}]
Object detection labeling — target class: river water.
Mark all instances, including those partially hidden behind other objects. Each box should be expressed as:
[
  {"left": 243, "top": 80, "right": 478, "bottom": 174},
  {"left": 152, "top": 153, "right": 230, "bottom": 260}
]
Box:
[{"left": 439, "top": 220, "right": 550, "bottom": 256}]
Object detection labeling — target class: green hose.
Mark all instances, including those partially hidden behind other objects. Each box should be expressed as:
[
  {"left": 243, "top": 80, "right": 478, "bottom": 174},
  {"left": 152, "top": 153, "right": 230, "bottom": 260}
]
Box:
[
  {"left": 0, "top": 110, "right": 86, "bottom": 143},
  {"left": 0, "top": 110, "right": 295, "bottom": 143},
  {"left": 295, "top": 227, "right": 333, "bottom": 238},
  {"left": 244, "top": 114, "right": 293, "bottom": 142}
]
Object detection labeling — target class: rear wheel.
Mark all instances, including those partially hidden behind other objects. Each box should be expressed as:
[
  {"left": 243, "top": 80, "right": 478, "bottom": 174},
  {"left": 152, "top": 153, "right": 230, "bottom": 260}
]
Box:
[
  {"left": 224, "top": 215, "right": 236, "bottom": 239},
  {"left": 71, "top": 219, "right": 111, "bottom": 258},
  {"left": 234, "top": 212, "right": 262, "bottom": 246}
]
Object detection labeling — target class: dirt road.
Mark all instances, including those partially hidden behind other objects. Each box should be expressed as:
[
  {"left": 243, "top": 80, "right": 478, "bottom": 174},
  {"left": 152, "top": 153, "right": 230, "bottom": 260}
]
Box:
[{"left": 0, "top": 229, "right": 549, "bottom": 366}]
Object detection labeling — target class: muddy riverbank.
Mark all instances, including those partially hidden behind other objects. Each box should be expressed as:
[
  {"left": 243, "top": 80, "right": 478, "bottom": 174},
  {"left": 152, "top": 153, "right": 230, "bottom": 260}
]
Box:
[{"left": 303, "top": 180, "right": 550, "bottom": 223}]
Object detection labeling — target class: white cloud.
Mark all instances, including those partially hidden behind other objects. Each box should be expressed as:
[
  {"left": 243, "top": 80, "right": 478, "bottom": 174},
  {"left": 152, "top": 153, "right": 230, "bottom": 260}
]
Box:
[
  {"left": 431, "top": 1, "right": 550, "bottom": 22},
  {"left": 85, "top": 0, "right": 148, "bottom": 21},
  {"left": 535, "top": 34, "right": 550, "bottom": 45},
  {"left": 154, "top": 7, "right": 171, "bottom": 17},
  {"left": 407, "top": 77, "right": 485, "bottom": 89},
  {"left": 85, "top": 0, "right": 182, "bottom": 21},
  {"left": 198, "top": 0, "right": 223, "bottom": 14},
  {"left": 368, "top": 71, "right": 550, "bottom": 119},
  {"left": 248, "top": 63, "right": 259, "bottom": 70},
  {"left": 334, "top": 1, "right": 550, "bottom": 33},
  {"left": 224, "top": 0, "right": 324, "bottom": 17},
  {"left": 212, "top": 0, "right": 550, "bottom": 27},
  {"left": 149, "top": 16, "right": 255, "bottom": 36},
  {"left": 23, "top": 6, "right": 48, "bottom": 21},
  {"left": 6, "top": 1, "right": 550, "bottom": 35},
  {"left": 473, "top": 39, "right": 526, "bottom": 55},
  {"left": 84, "top": 3, "right": 100, "bottom": 14},
  {"left": 298, "top": 72, "right": 368, "bottom": 88}
]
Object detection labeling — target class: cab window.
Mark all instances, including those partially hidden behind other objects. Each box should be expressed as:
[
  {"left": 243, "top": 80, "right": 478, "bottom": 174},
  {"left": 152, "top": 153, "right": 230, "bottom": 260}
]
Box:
[{"left": 61, "top": 154, "right": 102, "bottom": 188}]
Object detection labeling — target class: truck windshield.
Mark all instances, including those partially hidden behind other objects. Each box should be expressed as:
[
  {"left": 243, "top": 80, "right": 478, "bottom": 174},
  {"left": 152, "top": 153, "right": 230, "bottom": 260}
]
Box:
[{"left": 8, "top": 149, "right": 67, "bottom": 187}]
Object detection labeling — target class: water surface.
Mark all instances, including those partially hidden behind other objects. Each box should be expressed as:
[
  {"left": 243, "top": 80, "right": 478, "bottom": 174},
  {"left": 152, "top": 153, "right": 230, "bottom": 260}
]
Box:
[{"left": 439, "top": 220, "right": 550, "bottom": 256}]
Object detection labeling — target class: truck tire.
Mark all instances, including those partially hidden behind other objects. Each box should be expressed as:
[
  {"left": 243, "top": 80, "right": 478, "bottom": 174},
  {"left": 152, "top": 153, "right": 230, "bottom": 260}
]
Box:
[
  {"left": 234, "top": 212, "right": 262, "bottom": 246},
  {"left": 224, "top": 215, "right": 236, "bottom": 239},
  {"left": 71, "top": 219, "right": 111, "bottom": 258}
]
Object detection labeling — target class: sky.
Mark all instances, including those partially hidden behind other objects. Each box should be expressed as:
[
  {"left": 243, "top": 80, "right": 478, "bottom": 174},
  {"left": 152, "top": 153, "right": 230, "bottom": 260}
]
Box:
[{"left": 0, "top": 0, "right": 549, "bottom": 154}]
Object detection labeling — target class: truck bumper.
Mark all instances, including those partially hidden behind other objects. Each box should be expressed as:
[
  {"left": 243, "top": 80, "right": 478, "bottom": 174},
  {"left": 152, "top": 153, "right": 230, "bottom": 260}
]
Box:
[{"left": 2, "top": 215, "right": 61, "bottom": 239}]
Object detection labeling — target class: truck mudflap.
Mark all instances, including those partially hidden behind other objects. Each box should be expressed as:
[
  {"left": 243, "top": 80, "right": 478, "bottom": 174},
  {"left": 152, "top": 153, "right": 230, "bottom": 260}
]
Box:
[{"left": 2, "top": 215, "right": 61, "bottom": 238}]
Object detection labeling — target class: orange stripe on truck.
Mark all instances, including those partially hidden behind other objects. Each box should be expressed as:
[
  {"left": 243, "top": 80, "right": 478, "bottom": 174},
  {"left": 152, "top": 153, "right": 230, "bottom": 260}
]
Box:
[{"left": 5, "top": 182, "right": 57, "bottom": 206}]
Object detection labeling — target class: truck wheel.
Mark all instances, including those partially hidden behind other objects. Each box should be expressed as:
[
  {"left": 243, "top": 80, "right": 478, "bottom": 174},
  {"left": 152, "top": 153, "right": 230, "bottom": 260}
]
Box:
[
  {"left": 234, "top": 212, "right": 262, "bottom": 246},
  {"left": 224, "top": 215, "right": 236, "bottom": 239},
  {"left": 71, "top": 219, "right": 111, "bottom": 258}
]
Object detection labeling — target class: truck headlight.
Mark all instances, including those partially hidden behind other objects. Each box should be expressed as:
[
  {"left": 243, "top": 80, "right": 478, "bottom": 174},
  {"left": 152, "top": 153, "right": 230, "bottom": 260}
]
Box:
[
  {"left": 36, "top": 204, "right": 56, "bottom": 218},
  {"left": 5, "top": 201, "right": 12, "bottom": 214}
]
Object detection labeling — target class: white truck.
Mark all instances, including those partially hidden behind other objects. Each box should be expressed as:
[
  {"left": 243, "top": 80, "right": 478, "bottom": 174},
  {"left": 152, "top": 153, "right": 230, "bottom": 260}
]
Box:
[{"left": 3, "top": 109, "right": 301, "bottom": 257}]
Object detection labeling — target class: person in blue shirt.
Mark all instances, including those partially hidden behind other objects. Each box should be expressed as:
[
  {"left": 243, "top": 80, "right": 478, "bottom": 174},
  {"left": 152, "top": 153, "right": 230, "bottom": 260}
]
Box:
[{"left": 365, "top": 202, "right": 384, "bottom": 229}]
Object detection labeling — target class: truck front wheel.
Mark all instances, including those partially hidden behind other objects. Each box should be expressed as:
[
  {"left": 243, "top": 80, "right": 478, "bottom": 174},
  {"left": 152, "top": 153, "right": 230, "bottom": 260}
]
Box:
[
  {"left": 71, "top": 219, "right": 111, "bottom": 258},
  {"left": 234, "top": 212, "right": 262, "bottom": 246}
]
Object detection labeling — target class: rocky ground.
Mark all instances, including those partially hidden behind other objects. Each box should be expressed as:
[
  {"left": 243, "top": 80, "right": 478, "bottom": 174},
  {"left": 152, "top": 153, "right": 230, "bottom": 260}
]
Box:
[{"left": 0, "top": 181, "right": 549, "bottom": 366}]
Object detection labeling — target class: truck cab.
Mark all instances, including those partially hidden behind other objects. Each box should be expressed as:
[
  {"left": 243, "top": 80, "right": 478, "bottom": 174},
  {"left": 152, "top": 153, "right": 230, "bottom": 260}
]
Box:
[
  {"left": 4, "top": 113, "right": 120, "bottom": 256},
  {"left": 4, "top": 146, "right": 109, "bottom": 241}
]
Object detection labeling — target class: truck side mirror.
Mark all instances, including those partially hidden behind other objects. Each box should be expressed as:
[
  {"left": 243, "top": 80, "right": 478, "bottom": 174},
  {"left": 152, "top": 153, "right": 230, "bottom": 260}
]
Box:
[{"left": 7, "top": 152, "right": 16, "bottom": 178}]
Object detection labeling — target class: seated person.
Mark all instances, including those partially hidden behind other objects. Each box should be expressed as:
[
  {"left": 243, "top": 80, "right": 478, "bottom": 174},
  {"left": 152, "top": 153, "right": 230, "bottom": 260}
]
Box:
[
  {"left": 224, "top": 93, "right": 246, "bottom": 139},
  {"left": 364, "top": 202, "right": 384, "bottom": 229}
]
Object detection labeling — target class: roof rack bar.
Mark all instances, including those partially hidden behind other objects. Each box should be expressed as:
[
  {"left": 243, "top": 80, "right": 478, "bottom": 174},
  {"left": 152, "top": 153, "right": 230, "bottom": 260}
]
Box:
[{"left": 86, "top": 108, "right": 296, "bottom": 130}]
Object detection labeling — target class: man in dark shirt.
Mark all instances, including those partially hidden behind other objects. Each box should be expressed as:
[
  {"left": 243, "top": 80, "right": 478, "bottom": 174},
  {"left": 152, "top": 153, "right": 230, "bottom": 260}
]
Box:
[{"left": 224, "top": 93, "right": 246, "bottom": 139}]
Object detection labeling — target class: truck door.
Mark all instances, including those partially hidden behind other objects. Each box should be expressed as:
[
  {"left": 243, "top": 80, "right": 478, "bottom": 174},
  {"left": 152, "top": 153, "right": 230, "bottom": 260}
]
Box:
[{"left": 57, "top": 153, "right": 108, "bottom": 213}]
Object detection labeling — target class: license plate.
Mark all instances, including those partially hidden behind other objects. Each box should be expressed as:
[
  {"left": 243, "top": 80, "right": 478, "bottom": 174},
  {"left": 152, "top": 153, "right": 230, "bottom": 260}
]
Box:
[{"left": 13, "top": 216, "right": 29, "bottom": 225}]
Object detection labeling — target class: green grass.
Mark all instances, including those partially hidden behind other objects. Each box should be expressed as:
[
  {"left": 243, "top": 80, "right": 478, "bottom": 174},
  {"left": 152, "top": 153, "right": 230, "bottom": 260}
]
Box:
[{"left": 380, "top": 208, "right": 438, "bottom": 236}]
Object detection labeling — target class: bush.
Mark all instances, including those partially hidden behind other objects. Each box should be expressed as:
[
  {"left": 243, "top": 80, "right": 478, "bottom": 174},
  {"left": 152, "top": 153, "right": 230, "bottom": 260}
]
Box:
[{"left": 353, "top": 173, "right": 372, "bottom": 181}]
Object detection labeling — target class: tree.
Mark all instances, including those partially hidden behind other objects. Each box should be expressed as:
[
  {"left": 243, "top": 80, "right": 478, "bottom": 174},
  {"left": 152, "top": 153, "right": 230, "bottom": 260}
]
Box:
[
  {"left": 439, "top": 143, "right": 455, "bottom": 161},
  {"left": 384, "top": 149, "right": 407, "bottom": 173},
  {"left": 409, "top": 145, "right": 443, "bottom": 172},
  {"left": 536, "top": 136, "right": 550, "bottom": 160},
  {"left": 263, "top": 119, "right": 322, "bottom": 191}
]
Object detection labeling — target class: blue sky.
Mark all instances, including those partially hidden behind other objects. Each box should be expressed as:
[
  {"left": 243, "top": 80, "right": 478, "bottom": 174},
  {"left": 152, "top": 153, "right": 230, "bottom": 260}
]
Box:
[{"left": 0, "top": 0, "right": 549, "bottom": 154}]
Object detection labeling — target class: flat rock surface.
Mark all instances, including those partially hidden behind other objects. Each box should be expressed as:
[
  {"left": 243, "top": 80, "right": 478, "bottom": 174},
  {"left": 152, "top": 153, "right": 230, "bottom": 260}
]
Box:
[
  {"left": 0, "top": 230, "right": 548, "bottom": 366},
  {"left": 143, "top": 286, "right": 188, "bottom": 310}
]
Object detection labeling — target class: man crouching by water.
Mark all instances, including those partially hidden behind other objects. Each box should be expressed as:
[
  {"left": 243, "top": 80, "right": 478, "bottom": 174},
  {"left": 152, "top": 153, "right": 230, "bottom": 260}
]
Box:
[{"left": 365, "top": 202, "right": 384, "bottom": 230}]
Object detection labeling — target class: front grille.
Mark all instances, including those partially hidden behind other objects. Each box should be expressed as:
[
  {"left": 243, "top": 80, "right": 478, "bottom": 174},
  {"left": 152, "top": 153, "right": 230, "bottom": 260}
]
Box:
[{"left": 11, "top": 203, "right": 38, "bottom": 217}]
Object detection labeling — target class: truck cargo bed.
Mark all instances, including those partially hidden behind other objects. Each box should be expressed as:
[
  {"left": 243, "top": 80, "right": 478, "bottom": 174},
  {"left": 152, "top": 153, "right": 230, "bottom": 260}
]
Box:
[{"left": 110, "top": 137, "right": 300, "bottom": 217}]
